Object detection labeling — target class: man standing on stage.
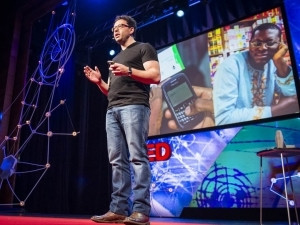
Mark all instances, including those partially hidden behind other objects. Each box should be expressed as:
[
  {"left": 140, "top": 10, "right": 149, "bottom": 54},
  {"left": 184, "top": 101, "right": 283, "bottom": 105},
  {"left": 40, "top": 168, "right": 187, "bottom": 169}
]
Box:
[{"left": 83, "top": 15, "right": 160, "bottom": 225}]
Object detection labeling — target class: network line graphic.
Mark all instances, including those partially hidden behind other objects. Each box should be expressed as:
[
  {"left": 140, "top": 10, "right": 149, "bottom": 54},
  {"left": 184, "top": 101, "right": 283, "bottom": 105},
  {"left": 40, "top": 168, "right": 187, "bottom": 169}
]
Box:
[
  {"left": 148, "top": 127, "right": 242, "bottom": 217},
  {"left": 0, "top": 2, "right": 78, "bottom": 206},
  {"left": 270, "top": 172, "right": 300, "bottom": 206},
  {"left": 195, "top": 164, "right": 258, "bottom": 208}
]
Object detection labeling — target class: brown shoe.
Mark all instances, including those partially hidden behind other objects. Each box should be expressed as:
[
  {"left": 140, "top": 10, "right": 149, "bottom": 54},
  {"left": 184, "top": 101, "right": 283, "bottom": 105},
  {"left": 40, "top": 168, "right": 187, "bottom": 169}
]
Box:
[
  {"left": 90, "top": 211, "right": 126, "bottom": 223},
  {"left": 123, "top": 212, "right": 150, "bottom": 225}
]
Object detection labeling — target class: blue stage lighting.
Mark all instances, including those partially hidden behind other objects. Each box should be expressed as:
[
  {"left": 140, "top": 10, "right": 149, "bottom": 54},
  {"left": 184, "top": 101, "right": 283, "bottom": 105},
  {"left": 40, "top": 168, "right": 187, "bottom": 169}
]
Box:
[
  {"left": 176, "top": 9, "right": 184, "bottom": 17},
  {"left": 109, "top": 49, "right": 115, "bottom": 56}
]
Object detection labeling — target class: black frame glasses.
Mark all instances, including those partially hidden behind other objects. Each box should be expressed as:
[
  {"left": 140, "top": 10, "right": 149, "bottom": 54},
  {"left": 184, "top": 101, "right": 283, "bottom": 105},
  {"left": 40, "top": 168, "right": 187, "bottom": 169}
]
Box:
[
  {"left": 250, "top": 40, "right": 280, "bottom": 48},
  {"left": 111, "top": 24, "right": 130, "bottom": 32}
]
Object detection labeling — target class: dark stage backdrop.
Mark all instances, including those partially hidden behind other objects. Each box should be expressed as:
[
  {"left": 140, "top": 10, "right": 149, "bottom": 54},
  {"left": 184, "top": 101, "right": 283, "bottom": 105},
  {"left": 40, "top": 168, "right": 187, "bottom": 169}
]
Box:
[{"left": 8, "top": 0, "right": 300, "bottom": 218}]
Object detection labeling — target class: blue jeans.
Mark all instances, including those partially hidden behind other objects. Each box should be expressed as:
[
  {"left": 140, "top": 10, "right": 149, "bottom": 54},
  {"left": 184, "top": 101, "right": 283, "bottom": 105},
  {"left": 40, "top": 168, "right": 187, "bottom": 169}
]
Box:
[{"left": 106, "top": 105, "right": 151, "bottom": 216}]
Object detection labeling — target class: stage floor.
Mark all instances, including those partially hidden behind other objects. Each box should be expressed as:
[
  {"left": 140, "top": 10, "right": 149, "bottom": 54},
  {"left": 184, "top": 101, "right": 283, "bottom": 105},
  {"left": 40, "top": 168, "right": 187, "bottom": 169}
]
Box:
[{"left": 0, "top": 214, "right": 292, "bottom": 225}]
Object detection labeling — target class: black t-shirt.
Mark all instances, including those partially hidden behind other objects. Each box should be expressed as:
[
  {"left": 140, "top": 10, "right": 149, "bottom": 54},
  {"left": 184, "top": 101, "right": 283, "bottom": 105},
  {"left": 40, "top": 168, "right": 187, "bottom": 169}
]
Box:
[{"left": 107, "top": 42, "right": 158, "bottom": 109}]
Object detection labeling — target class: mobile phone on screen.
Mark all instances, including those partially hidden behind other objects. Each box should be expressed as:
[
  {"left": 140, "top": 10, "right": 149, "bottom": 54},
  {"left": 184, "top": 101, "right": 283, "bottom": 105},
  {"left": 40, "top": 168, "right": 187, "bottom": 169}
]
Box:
[{"left": 161, "top": 72, "right": 204, "bottom": 130}]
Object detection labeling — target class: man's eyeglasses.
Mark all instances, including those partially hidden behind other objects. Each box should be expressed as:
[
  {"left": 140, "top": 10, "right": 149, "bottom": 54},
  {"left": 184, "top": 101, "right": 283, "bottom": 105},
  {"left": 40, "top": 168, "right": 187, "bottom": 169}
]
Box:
[
  {"left": 112, "top": 24, "right": 130, "bottom": 32},
  {"left": 250, "top": 40, "right": 280, "bottom": 48}
]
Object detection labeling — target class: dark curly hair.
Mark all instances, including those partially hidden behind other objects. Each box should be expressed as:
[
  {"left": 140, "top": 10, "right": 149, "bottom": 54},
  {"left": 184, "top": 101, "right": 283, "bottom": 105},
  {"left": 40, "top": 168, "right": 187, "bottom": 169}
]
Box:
[{"left": 114, "top": 15, "right": 137, "bottom": 37}]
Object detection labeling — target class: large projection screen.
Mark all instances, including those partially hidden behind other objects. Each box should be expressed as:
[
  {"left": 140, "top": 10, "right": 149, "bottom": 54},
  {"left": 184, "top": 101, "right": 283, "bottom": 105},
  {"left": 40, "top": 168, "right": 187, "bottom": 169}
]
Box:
[
  {"left": 148, "top": 6, "right": 300, "bottom": 137},
  {"left": 147, "top": 4, "right": 300, "bottom": 218}
]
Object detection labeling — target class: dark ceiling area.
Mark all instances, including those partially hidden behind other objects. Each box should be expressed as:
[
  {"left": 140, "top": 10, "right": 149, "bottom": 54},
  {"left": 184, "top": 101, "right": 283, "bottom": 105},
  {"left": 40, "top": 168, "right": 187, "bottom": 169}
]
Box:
[
  {"left": 74, "top": 0, "right": 195, "bottom": 41},
  {"left": 29, "top": 0, "right": 190, "bottom": 44},
  {"left": 74, "top": 0, "right": 152, "bottom": 34},
  {"left": 28, "top": 0, "right": 201, "bottom": 66}
]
